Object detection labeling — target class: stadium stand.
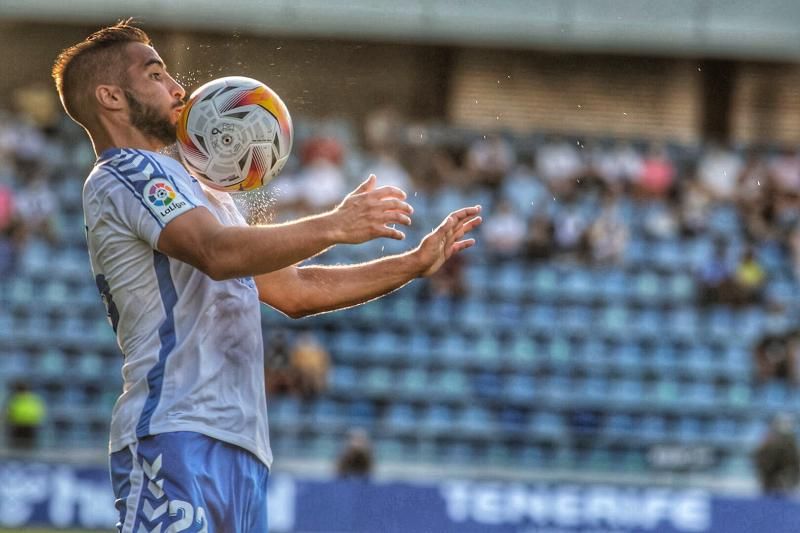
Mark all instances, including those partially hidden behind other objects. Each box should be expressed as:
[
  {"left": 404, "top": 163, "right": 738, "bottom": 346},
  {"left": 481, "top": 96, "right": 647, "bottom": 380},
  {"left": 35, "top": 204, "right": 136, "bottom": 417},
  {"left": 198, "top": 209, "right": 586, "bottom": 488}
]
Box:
[{"left": 1, "top": 106, "right": 798, "bottom": 488}]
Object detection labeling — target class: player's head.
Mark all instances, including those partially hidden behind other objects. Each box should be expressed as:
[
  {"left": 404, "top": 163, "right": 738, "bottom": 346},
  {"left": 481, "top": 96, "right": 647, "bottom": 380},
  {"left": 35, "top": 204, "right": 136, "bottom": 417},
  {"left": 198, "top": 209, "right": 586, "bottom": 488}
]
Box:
[{"left": 52, "top": 19, "right": 186, "bottom": 147}]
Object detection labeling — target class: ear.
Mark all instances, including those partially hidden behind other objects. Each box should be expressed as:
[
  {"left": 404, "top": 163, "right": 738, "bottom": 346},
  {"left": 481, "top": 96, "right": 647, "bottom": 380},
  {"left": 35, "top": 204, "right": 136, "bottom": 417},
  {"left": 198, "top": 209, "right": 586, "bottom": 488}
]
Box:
[{"left": 95, "top": 84, "right": 125, "bottom": 111}]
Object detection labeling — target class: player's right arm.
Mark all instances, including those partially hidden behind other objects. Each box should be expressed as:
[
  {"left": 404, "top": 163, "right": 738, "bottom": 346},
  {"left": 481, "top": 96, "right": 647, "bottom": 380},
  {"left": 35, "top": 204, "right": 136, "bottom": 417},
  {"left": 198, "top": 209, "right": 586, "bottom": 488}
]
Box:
[{"left": 157, "top": 174, "right": 413, "bottom": 280}]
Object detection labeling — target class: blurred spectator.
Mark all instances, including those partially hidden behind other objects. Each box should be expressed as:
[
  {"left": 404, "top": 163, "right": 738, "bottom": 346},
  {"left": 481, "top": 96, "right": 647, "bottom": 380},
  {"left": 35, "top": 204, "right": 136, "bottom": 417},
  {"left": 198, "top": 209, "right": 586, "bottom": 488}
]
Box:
[
  {"left": 13, "top": 173, "right": 61, "bottom": 244},
  {"left": 465, "top": 134, "right": 516, "bottom": 190},
  {"left": 697, "top": 144, "right": 743, "bottom": 202},
  {"left": 730, "top": 247, "right": 766, "bottom": 306},
  {"left": 588, "top": 192, "right": 629, "bottom": 264},
  {"left": 290, "top": 332, "right": 331, "bottom": 398},
  {"left": 589, "top": 140, "right": 643, "bottom": 193},
  {"left": 754, "top": 331, "right": 799, "bottom": 385},
  {"left": 363, "top": 153, "right": 412, "bottom": 192},
  {"left": 636, "top": 144, "right": 675, "bottom": 198},
  {"left": 643, "top": 201, "right": 680, "bottom": 240},
  {"left": 364, "top": 107, "right": 402, "bottom": 156},
  {"left": 737, "top": 151, "right": 777, "bottom": 242},
  {"left": 296, "top": 137, "right": 347, "bottom": 212},
  {"left": 769, "top": 148, "right": 800, "bottom": 196},
  {"left": 524, "top": 213, "right": 555, "bottom": 261},
  {"left": 536, "top": 136, "right": 584, "bottom": 198},
  {"left": 679, "top": 179, "right": 712, "bottom": 235},
  {"left": 753, "top": 414, "right": 800, "bottom": 496},
  {"left": 481, "top": 200, "right": 526, "bottom": 260},
  {"left": 0, "top": 183, "right": 22, "bottom": 277},
  {"left": 5, "top": 380, "right": 46, "bottom": 450},
  {"left": 425, "top": 253, "right": 467, "bottom": 299},
  {"left": 696, "top": 240, "right": 732, "bottom": 305},
  {"left": 336, "top": 428, "right": 374, "bottom": 479},
  {"left": 264, "top": 329, "right": 295, "bottom": 396},
  {"left": 789, "top": 227, "right": 800, "bottom": 281},
  {"left": 553, "top": 205, "right": 589, "bottom": 258}
]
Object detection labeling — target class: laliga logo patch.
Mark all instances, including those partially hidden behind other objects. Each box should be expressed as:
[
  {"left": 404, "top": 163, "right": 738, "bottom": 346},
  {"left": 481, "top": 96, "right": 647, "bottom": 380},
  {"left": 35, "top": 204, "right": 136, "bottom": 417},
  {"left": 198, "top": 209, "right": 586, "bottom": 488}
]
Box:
[{"left": 148, "top": 181, "right": 176, "bottom": 207}]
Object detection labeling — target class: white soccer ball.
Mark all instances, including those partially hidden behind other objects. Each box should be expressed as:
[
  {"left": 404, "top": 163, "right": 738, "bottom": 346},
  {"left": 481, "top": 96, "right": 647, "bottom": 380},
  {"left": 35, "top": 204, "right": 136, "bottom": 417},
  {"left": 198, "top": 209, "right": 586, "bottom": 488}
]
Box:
[{"left": 176, "top": 76, "right": 293, "bottom": 192}]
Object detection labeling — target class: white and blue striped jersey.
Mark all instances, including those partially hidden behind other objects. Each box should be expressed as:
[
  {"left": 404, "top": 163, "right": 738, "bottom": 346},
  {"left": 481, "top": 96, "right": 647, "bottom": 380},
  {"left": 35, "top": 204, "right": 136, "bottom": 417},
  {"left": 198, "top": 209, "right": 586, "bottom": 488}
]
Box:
[{"left": 83, "top": 148, "right": 272, "bottom": 468}]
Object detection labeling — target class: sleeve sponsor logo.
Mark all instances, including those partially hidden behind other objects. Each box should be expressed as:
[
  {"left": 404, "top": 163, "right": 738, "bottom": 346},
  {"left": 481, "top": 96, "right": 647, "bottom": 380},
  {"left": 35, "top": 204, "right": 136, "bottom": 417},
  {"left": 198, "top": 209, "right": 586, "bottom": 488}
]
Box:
[{"left": 144, "top": 179, "right": 191, "bottom": 225}]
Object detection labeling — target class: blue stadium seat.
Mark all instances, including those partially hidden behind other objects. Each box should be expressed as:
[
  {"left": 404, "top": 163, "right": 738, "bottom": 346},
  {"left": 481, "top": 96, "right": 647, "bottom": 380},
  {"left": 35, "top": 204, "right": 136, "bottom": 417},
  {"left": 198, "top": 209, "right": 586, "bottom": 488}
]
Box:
[
  {"left": 398, "top": 367, "right": 428, "bottom": 396},
  {"left": 683, "top": 380, "right": 717, "bottom": 408},
  {"left": 531, "top": 267, "right": 559, "bottom": 300},
  {"left": 708, "top": 417, "right": 738, "bottom": 445},
  {"left": 506, "top": 334, "right": 537, "bottom": 369},
  {"left": 407, "top": 332, "right": 433, "bottom": 364},
  {"left": 472, "top": 332, "right": 502, "bottom": 366},
  {"left": 527, "top": 303, "right": 557, "bottom": 331},
  {"left": 685, "top": 346, "right": 715, "bottom": 377},
  {"left": 347, "top": 400, "right": 376, "bottom": 427},
  {"left": 608, "top": 378, "right": 643, "bottom": 407},
  {"left": 384, "top": 403, "right": 417, "bottom": 431},
  {"left": 419, "top": 405, "right": 454, "bottom": 434},
  {"left": 545, "top": 336, "right": 571, "bottom": 367},
  {"left": 37, "top": 348, "right": 68, "bottom": 377},
  {"left": 505, "top": 375, "right": 536, "bottom": 402},
  {"left": 268, "top": 397, "right": 300, "bottom": 429},
  {"left": 471, "top": 371, "right": 502, "bottom": 399},
  {"left": 492, "top": 263, "right": 525, "bottom": 300},
  {"left": 364, "top": 331, "right": 400, "bottom": 362},
  {"left": 310, "top": 399, "right": 343, "bottom": 430},
  {"left": 605, "top": 413, "right": 635, "bottom": 437},
  {"left": 363, "top": 367, "right": 394, "bottom": 395},
  {"left": 676, "top": 416, "right": 703, "bottom": 444},
  {"left": 639, "top": 415, "right": 667, "bottom": 441},
  {"left": 458, "top": 406, "right": 494, "bottom": 436},
  {"left": 330, "top": 366, "right": 358, "bottom": 391},
  {"left": 435, "top": 369, "right": 470, "bottom": 398},
  {"left": 529, "top": 412, "right": 564, "bottom": 439}
]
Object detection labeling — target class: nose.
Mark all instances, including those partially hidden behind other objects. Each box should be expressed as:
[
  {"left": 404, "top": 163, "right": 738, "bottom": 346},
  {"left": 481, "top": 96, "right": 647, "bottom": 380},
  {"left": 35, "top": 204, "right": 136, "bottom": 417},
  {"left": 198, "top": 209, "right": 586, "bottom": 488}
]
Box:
[{"left": 169, "top": 75, "right": 186, "bottom": 101}]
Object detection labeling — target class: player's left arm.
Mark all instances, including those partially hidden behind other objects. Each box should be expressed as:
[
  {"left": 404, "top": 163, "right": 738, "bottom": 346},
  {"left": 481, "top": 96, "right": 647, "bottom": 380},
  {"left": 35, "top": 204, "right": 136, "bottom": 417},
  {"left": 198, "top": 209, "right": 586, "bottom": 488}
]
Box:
[{"left": 256, "top": 205, "right": 481, "bottom": 318}]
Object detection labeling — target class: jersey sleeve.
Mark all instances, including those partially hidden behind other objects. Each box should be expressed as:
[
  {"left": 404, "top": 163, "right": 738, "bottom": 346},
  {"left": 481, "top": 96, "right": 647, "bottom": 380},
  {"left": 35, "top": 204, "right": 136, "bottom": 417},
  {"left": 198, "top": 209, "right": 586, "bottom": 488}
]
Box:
[{"left": 88, "top": 154, "right": 205, "bottom": 250}]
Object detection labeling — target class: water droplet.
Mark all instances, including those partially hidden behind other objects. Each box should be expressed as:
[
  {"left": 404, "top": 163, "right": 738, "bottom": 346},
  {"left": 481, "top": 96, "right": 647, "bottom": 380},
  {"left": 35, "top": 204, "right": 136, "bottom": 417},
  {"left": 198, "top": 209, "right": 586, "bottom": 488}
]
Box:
[
  {"left": 623, "top": 112, "right": 628, "bottom": 116},
  {"left": 757, "top": 180, "right": 761, "bottom": 186}
]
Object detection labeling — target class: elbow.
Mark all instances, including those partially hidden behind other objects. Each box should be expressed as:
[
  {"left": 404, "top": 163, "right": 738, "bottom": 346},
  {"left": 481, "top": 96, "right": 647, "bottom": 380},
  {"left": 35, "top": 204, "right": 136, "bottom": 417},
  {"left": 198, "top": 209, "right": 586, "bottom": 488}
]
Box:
[
  {"left": 280, "top": 300, "right": 312, "bottom": 319},
  {"left": 200, "top": 257, "right": 229, "bottom": 282},
  {"left": 267, "top": 294, "right": 313, "bottom": 319}
]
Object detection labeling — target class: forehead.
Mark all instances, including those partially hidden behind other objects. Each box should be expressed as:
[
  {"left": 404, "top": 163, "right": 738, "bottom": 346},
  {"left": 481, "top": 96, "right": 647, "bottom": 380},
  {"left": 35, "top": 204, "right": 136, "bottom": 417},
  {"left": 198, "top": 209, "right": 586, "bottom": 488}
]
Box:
[{"left": 124, "top": 42, "right": 164, "bottom": 70}]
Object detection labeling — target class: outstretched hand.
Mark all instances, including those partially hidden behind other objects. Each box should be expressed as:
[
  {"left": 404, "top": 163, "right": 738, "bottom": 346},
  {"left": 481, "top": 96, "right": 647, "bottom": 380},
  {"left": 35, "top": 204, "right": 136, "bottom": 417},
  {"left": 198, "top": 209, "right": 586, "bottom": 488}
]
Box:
[
  {"left": 330, "top": 174, "right": 414, "bottom": 244},
  {"left": 414, "top": 205, "right": 482, "bottom": 277}
]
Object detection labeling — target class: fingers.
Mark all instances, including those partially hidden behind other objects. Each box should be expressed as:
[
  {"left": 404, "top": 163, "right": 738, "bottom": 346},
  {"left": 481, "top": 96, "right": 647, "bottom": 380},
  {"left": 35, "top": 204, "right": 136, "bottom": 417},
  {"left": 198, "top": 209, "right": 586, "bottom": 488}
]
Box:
[
  {"left": 383, "top": 211, "right": 412, "bottom": 226},
  {"left": 370, "top": 185, "right": 407, "bottom": 201},
  {"left": 378, "top": 224, "right": 405, "bottom": 240},
  {"left": 451, "top": 238, "right": 476, "bottom": 254},
  {"left": 351, "top": 174, "right": 376, "bottom": 195},
  {"left": 379, "top": 197, "right": 414, "bottom": 215},
  {"left": 448, "top": 205, "right": 482, "bottom": 223},
  {"left": 452, "top": 216, "right": 483, "bottom": 240}
]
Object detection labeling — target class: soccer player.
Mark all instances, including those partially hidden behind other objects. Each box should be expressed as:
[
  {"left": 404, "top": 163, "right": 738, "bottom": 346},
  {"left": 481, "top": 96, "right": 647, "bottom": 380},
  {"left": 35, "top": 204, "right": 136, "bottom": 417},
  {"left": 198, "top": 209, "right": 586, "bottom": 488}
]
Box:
[{"left": 52, "top": 19, "right": 481, "bottom": 533}]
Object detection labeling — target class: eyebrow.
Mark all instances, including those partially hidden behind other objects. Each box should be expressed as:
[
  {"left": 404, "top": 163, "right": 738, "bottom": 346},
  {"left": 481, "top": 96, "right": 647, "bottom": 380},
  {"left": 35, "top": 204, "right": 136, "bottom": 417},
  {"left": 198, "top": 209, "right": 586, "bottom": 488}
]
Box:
[{"left": 144, "top": 58, "right": 166, "bottom": 69}]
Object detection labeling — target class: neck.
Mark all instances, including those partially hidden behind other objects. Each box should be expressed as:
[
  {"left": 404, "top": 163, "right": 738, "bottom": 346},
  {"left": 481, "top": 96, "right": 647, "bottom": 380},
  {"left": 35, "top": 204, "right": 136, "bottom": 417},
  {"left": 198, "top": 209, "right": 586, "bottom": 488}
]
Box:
[{"left": 91, "top": 114, "right": 165, "bottom": 157}]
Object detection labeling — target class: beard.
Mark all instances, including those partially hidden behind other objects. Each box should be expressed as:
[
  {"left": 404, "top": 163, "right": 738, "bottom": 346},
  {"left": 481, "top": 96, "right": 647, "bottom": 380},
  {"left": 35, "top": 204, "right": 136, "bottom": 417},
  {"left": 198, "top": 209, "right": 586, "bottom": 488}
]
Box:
[{"left": 124, "top": 89, "right": 178, "bottom": 146}]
